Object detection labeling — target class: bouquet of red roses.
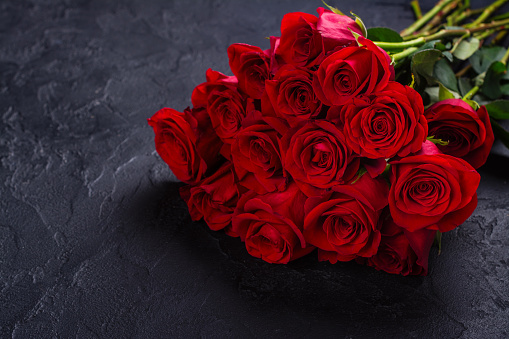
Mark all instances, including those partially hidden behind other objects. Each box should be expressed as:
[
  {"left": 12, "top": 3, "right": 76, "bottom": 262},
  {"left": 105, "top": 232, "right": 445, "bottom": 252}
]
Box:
[{"left": 148, "top": 1, "right": 508, "bottom": 275}]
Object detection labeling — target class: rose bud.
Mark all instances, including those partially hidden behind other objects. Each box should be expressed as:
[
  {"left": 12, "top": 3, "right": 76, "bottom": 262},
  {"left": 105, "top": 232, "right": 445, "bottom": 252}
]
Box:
[
  {"left": 227, "top": 43, "right": 271, "bottom": 99},
  {"left": 232, "top": 183, "right": 314, "bottom": 264},
  {"left": 425, "top": 99, "right": 495, "bottom": 169},
  {"left": 362, "top": 212, "right": 436, "bottom": 276},
  {"left": 276, "top": 11, "right": 323, "bottom": 68},
  {"left": 180, "top": 162, "right": 244, "bottom": 233},
  {"left": 316, "top": 7, "right": 364, "bottom": 55},
  {"left": 389, "top": 141, "right": 480, "bottom": 233},
  {"left": 328, "top": 81, "right": 428, "bottom": 159},
  {"left": 313, "top": 36, "right": 394, "bottom": 106},
  {"left": 304, "top": 173, "right": 389, "bottom": 262},
  {"left": 262, "top": 65, "right": 323, "bottom": 127},
  {"left": 231, "top": 110, "right": 289, "bottom": 194},
  {"left": 281, "top": 120, "right": 359, "bottom": 197},
  {"left": 148, "top": 107, "right": 223, "bottom": 185}
]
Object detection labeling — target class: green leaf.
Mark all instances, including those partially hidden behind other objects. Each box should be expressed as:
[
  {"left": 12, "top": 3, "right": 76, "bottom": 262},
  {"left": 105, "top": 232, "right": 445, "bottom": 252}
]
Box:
[
  {"left": 350, "top": 12, "right": 367, "bottom": 38},
  {"left": 464, "top": 99, "right": 480, "bottom": 111},
  {"left": 485, "top": 100, "right": 509, "bottom": 120},
  {"left": 416, "top": 40, "right": 440, "bottom": 52},
  {"left": 470, "top": 46, "right": 507, "bottom": 74},
  {"left": 322, "top": 0, "right": 345, "bottom": 15},
  {"left": 367, "top": 27, "right": 403, "bottom": 43},
  {"left": 490, "top": 118, "right": 509, "bottom": 149},
  {"left": 434, "top": 58, "right": 459, "bottom": 92},
  {"left": 424, "top": 86, "right": 440, "bottom": 105},
  {"left": 412, "top": 49, "right": 443, "bottom": 87},
  {"left": 453, "top": 37, "right": 480, "bottom": 61},
  {"left": 481, "top": 61, "right": 508, "bottom": 100},
  {"left": 439, "top": 83, "right": 455, "bottom": 101},
  {"left": 458, "top": 77, "right": 473, "bottom": 97},
  {"left": 442, "top": 51, "right": 453, "bottom": 62}
]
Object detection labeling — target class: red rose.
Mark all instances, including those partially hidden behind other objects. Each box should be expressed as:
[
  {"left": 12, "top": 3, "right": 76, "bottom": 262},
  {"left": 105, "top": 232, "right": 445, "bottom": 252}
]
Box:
[
  {"left": 231, "top": 111, "right": 288, "bottom": 194},
  {"left": 276, "top": 11, "right": 322, "bottom": 68},
  {"left": 304, "top": 173, "right": 389, "bottom": 262},
  {"left": 227, "top": 43, "right": 271, "bottom": 99},
  {"left": 281, "top": 120, "right": 359, "bottom": 197},
  {"left": 148, "top": 107, "right": 223, "bottom": 184},
  {"left": 262, "top": 65, "right": 323, "bottom": 127},
  {"left": 191, "top": 69, "right": 250, "bottom": 146},
  {"left": 232, "top": 183, "right": 314, "bottom": 264},
  {"left": 313, "top": 36, "right": 393, "bottom": 106},
  {"left": 328, "top": 81, "right": 428, "bottom": 159},
  {"left": 363, "top": 213, "right": 436, "bottom": 276},
  {"left": 180, "top": 162, "right": 243, "bottom": 233},
  {"left": 316, "top": 8, "right": 363, "bottom": 54},
  {"left": 389, "top": 141, "right": 480, "bottom": 233},
  {"left": 425, "top": 99, "right": 494, "bottom": 169}
]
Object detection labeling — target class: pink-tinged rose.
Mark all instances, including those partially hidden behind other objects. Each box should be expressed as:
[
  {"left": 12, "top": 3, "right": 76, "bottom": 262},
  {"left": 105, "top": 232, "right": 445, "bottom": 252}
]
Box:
[
  {"left": 425, "top": 99, "right": 494, "bottom": 169},
  {"left": 180, "top": 162, "right": 244, "bottom": 233},
  {"left": 263, "top": 65, "right": 323, "bottom": 126},
  {"left": 304, "top": 173, "right": 389, "bottom": 262},
  {"left": 228, "top": 43, "right": 271, "bottom": 99},
  {"left": 316, "top": 8, "right": 363, "bottom": 54},
  {"left": 148, "top": 107, "right": 223, "bottom": 184},
  {"left": 231, "top": 111, "right": 288, "bottom": 194},
  {"left": 232, "top": 183, "right": 314, "bottom": 264},
  {"left": 362, "top": 212, "right": 436, "bottom": 276},
  {"left": 281, "top": 120, "right": 359, "bottom": 197},
  {"left": 328, "top": 81, "right": 428, "bottom": 159},
  {"left": 313, "top": 36, "right": 394, "bottom": 106},
  {"left": 389, "top": 141, "right": 480, "bottom": 233},
  {"left": 276, "top": 11, "right": 322, "bottom": 68}
]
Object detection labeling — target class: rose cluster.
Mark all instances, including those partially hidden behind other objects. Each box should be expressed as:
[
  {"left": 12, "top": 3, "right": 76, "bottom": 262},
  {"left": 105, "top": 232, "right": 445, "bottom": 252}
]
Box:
[{"left": 148, "top": 8, "right": 493, "bottom": 276}]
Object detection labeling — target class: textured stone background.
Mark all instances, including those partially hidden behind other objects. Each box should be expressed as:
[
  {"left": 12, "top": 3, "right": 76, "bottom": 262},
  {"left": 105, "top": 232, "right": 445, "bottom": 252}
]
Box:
[{"left": 1, "top": 0, "right": 508, "bottom": 337}]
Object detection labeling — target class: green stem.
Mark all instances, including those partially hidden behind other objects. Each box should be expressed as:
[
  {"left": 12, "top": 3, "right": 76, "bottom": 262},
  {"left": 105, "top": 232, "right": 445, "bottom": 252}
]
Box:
[
  {"left": 466, "top": 0, "right": 509, "bottom": 27},
  {"left": 491, "top": 30, "right": 508, "bottom": 45},
  {"left": 411, "top": 0, "right": 423, "bottom": 19},
  {"left": 417, "top": 0, "right": 460, "bottom": 35},
  {"left": 401, "top": 0, "right": 456, "bottom": 37},
  {"left": 463, "top": 85, "right": 479, "bottom": 100},
  {"left": 392, "top": 47, "right": 419, "bottom": 61},
  {"left": 375, "top": 37, "right": 426, "bottom": 49},
  {"left": 475, "top": 28, "right": 497, "bottom": 40},
  {"left": 454, "top": 7, "right": 485, "bottom": 24},
  {"left": 501, "top": 47, "right": 509, "bottom": 65},
  {"left": 378, "top": 17, "right": 509, "bottom": 49}
]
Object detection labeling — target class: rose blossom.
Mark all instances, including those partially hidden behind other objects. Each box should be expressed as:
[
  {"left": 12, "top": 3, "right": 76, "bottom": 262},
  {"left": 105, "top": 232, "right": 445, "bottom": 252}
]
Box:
[
  {"left": 230, "top": 111, "right": 288, "bottom": 194},
  {"left": 262, "top": 65, "right": 323, "bottom": 127},
  {"left": 389, "top": 141, "right": 480, "bottom": 233},
  {"left": 304, "top": 173, "right": 389, "bottom": 262},
  {"left": 362, "top": 212, "right": 436, "bottom": 276},
  {"left": 227, "top": 43, "right": 271, "bottom": 99},
  {"left": 312, "top": 36, "right": 394, "bottom": 106},
  {"left": 276, "top": 11, "right": 322, "bottom": 68},
  {"left": 232, "top": 183, "right": 314, "bottom": 264},
  {"left": 148, "top": 107, "right": 223, "bottom": 184},
  {"left": 327, "top": 81, "right": 428, "bottom": 159},
  {"left": 180, "top": 162, "right": 243, "bottom": 233},
  {"left": 281, "top": 120, "right": 359, "bottom": 197},
  {"left": 191, "top": 69, "right": 250, "bottom": 146},
  {"left": 425, "top": 99, "right": 494, "bottom": 169},
  {"left": 316, "top": 7, "right": 364, "bottom": 54}
]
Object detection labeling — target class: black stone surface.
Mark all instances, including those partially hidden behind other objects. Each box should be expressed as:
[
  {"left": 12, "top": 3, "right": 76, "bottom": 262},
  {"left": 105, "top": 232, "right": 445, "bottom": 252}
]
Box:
[{"left": 1, "top": 0, "right": 508, "bottom": 338}]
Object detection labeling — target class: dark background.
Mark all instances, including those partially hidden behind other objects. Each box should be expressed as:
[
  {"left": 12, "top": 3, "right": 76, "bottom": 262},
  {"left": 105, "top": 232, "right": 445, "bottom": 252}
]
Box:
[{"left": 1, "top": 0, "right": 508, "bottom": 337}]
